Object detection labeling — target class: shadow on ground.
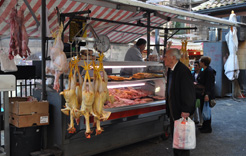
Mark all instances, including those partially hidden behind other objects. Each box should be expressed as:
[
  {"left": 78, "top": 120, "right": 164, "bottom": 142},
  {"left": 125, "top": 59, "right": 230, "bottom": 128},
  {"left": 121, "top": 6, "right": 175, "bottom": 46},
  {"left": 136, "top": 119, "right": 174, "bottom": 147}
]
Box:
[{"left": 94, "top": 98, "right": 246, "bottom": 156}]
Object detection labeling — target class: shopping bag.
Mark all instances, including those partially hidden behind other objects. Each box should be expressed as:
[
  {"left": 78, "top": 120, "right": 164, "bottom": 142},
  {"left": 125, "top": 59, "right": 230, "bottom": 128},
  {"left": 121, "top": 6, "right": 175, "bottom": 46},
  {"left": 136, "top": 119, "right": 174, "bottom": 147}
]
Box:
[
  {"left": 193, "top": 107, "right": 200, "bottom": 124},
  {"left": 0, "top": 52, "right": 17, "bottom": 72},
  {"left": 202, "top": 101, "right": 211, "bottom": 120},
  {"left": 196, "top": 99, "right": 200, "bottom": 108},
  {"left": 210, "top": 99, "right": 216, "bottom": 108},
  {"left": 173, "top": 117, "right": 196, "bottom": 150}
]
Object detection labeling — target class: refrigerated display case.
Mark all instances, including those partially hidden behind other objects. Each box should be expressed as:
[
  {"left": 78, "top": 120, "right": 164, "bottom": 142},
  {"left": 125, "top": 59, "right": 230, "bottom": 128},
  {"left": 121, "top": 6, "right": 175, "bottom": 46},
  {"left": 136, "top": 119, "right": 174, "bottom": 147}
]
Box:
[{"left": 33, "top": 61, "right": 168, "bottom": 156}]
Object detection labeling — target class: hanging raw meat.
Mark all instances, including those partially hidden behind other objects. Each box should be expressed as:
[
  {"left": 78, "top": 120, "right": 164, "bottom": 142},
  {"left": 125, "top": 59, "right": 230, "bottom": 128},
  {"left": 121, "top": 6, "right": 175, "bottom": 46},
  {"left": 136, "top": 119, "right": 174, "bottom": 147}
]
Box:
[
  {"left": 1, "top": 8, "right": 19, "bottom": 60},
  {"left": 60, "top": 63, "right": 81, "bottom": 134},
  {"left": 80, "top": 61, "right": 95, "bottom": 138},
  {"left": 17, "top": 8, "right": 31, "bottom": 59},
  {"left": 46, "top": 24, "right": 69, "bottom": 92}
]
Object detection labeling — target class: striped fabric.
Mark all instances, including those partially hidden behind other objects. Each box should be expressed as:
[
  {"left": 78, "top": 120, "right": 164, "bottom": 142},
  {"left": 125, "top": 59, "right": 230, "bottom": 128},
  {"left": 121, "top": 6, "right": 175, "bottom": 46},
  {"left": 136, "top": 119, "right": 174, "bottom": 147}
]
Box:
[{"left": 0, "top": 0, "right": 177, "bottom": 43}]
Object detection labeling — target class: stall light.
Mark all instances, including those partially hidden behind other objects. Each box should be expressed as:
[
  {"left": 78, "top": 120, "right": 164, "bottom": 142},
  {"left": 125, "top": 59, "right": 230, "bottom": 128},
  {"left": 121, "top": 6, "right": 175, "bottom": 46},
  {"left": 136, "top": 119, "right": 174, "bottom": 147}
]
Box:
[
  {"left": 155, "top": 87, "right": 160, "bottom": 93},
  {"left": 104, "top": 65, "right": 147, "bottom": 69},
  {"left": 107, "top": 83, "right": 145, "bottom": 89},
  {"left": 91, "top": 65, "right": 147, "bottom": 69}
]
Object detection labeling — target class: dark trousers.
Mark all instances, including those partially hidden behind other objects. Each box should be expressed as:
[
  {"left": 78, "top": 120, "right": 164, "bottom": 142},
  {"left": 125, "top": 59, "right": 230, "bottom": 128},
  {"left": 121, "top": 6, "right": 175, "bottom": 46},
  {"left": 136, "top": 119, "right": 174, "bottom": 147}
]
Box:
[{"left": 170, "top": 118, "right": 190, "bottom": 156}]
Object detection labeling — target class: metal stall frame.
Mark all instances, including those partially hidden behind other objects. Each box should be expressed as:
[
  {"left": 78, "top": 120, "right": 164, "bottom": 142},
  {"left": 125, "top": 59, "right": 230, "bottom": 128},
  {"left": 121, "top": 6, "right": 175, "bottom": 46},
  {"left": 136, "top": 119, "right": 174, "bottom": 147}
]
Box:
[{"left": 36, "top": 0, "right": 245, "bottom": 155}]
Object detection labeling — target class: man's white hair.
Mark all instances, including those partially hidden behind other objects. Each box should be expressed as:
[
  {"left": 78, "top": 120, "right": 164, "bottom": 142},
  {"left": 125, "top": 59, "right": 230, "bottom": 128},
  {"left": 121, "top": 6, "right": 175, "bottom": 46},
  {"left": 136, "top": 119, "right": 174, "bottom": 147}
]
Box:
[{"left": 168, "top": 48, "right": 181, "bottom": 60}]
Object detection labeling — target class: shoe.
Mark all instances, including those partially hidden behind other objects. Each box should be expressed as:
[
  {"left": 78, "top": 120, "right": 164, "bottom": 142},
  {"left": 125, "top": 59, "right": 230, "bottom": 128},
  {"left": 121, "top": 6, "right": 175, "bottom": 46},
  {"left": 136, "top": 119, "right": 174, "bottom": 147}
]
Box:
[{"left": 199, "top": 128, "right": 212, "bottom": 133}]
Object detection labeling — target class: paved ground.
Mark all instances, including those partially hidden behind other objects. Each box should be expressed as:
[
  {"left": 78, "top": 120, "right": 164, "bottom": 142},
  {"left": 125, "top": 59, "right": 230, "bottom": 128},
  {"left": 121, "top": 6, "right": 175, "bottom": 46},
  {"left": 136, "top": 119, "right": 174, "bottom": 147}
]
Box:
[{"left": 94, "top": 97, "right": 246, "bottom": 156}]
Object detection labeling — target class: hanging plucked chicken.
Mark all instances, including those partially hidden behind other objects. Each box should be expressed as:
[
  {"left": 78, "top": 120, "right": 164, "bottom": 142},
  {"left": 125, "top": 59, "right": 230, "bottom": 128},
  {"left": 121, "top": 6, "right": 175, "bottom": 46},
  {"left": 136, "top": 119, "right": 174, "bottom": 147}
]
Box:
[
  {"left": 79, "top": 61, "right": 95, "bottom": 138},
  {"left": 46, "top": 23, "right": 69, "bottom": 92},
  {"left": 60, "top": 59, "right": 81, "bottom": 133},
  {"left": 92, "top": 53, "right": 111, "bottom": 135}
]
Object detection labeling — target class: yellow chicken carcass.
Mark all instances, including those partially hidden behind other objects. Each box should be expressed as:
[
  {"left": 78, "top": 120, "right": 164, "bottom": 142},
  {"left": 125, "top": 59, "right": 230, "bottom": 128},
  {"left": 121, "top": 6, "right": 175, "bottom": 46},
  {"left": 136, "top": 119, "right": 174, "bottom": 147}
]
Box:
[
  {"left": 60, "top": 68, "right": 80, "bottom": 134},
  {"left": 92, "top": 54, "right": 111, "bottom": 135},
  {"left": 73, "top": 58, "right": 83, "bottom": 105},
  {"left": 98, "top": 54, "right": 111, "bottom": 121},
  {"left": 76, "top": 69, "right": 83, "bottom": 105},
  {"left": 80, "top": 61, "right": 95, "bottom": 138},
  {"left": 92, "top": 61, "right": 103, "bottom": 135}
]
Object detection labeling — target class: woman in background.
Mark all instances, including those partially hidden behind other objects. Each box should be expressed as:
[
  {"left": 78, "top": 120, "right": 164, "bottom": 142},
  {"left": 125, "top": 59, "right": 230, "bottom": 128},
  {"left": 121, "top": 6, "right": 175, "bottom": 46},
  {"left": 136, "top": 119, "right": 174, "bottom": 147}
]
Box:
[{"left": 197, "top": 56, "right": 216, "bottom": 133}]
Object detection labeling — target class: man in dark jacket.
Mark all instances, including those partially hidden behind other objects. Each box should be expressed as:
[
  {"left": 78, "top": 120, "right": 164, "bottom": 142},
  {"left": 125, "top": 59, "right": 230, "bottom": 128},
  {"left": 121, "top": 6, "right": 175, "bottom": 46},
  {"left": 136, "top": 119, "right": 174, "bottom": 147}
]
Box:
[{"left": 164, "top": 48, "right": 196, "bottom": 156}]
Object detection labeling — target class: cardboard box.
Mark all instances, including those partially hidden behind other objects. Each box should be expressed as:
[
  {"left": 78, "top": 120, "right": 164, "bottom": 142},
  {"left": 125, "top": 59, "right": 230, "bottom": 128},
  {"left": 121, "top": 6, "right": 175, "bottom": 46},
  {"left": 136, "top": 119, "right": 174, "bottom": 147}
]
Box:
[
  {"left": 9, "top": 113, "right": 49, "bottom": 128},
  {"left": 9, "top": 97, "right": 49, "bottom": 115}
]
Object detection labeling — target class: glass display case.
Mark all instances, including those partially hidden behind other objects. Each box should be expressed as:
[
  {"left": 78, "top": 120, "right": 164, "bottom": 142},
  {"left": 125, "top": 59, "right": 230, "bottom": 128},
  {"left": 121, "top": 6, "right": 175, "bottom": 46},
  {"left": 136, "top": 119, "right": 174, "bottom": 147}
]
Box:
[{"left": 33, "top": 61, "right": 168, "bottom": 156}]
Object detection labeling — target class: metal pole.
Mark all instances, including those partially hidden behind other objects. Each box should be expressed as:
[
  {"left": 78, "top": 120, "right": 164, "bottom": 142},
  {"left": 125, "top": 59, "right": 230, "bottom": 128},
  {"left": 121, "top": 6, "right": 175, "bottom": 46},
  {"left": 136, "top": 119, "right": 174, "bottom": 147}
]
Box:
[
  {"left": 41, "top": 0, "right": 47, "bottom": 101},
  {"left": 20, "top": 82, "right": 22, "bottom": 97},
  {"left": 25, "top": 79, "right": 27, "bottom": 97},
  {"left": 147, "top": 11, "right": 151, "bottom": 57},
  {"left": 60, "top": 16, "right": 65, "bottom": 92},
  {"left": 29, "top": 81, "right": 32, "bottom": 96},
  {"left": 155, "top": 29, "right": 160, "bottom": 53},
  {"left": 4, "top": 91, "right": 10, "bottom": 156},
  {"left": 41, "top": 0, "right": 48, "bottom": 151},
  {"left": 163, "top": 28, "right": 168, "bottom": 55},
  {"left": 60, "top": 15, "right": 67, "bottom": 145}
]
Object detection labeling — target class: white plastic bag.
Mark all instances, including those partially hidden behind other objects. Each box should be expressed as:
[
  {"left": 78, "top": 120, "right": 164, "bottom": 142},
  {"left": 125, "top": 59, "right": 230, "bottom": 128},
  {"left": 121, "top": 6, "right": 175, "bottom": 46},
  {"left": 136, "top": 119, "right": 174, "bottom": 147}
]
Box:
[
  {"left": 173, "top": 117, "right": 196, "bottom": 150},
  {"left": 0, "top": 52, "right": 17, "bottom": 72},
  {"left": 152, "top": 47, "right": 160, "bottom": 61}
]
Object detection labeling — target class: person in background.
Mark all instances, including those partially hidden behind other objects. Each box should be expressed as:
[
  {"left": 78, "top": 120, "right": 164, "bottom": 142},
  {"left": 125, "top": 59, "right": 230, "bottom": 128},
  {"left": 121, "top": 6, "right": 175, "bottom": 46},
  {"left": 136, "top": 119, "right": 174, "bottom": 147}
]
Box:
[
  {"left": 164, "top": 48, "right": 196, "bottom": 156},
  {"left": 120, "top": 38, "right": 146, "bottom": 76},
  {"left": 197, "top": 56, "right": 216, "bottom": 133},
  {"left": 192, "top": 61, "right": 203, "bottom": 125},
  {"left": 192, "top": 61, "right": 201, "bottom": 83}
]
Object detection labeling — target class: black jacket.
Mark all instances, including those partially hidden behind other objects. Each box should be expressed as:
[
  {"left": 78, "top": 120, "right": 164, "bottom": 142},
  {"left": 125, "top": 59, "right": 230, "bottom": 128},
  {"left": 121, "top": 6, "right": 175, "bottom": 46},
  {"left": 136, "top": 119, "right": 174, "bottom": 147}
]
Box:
[
  {"left": 166, "top": 61, "right": 196, "bottom": 120},
  {"left": 197, "top": 66, "right": 216, "bottom": 100}
]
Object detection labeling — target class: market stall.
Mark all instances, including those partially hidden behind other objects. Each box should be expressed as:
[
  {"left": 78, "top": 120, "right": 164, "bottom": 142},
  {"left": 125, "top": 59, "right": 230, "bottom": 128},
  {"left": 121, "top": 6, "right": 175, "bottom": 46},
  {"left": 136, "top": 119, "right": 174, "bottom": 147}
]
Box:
[{"left": 0, "top": 0, "right": 244, "bottom": 156}]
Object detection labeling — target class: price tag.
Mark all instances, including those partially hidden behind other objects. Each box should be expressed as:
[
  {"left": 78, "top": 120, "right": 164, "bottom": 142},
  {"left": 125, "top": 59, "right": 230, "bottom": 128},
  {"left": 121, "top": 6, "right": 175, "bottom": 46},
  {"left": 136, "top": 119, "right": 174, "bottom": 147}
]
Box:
[{"left": 40, "top": 116, "right": 49, "bottom": 123}]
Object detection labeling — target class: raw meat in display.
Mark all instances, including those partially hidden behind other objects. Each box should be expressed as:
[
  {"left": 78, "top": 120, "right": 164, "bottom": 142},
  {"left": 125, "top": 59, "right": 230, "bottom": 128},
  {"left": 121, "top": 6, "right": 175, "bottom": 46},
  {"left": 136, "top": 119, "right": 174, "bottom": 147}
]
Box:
[
  {"left": 104, "top": 88, "right": 159, "bottom": 108},
  {"left": 108, "top": 88, "right": 152, "bottom": 100}
]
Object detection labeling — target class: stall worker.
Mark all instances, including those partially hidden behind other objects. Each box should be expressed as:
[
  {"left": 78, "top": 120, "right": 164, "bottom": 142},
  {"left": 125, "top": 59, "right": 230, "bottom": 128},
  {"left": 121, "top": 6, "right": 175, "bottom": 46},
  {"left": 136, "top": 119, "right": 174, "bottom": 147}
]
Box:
[{"left": 120, "top": 38, "right": 146, "bottom": 76}]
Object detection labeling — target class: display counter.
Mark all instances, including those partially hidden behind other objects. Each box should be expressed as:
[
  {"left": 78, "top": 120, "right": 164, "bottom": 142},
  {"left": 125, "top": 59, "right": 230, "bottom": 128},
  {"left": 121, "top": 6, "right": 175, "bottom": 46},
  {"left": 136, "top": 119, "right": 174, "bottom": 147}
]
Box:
[{"left": 33, "top": 61, "right": 169, "bottom": 156}]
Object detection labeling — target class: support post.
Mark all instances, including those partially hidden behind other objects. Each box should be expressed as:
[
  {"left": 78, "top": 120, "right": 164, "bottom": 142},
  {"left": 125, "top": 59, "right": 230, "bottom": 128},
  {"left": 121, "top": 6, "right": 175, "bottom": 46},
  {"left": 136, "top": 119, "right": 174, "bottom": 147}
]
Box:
[
  {"left": 155, "top": 29, "right": 160, "bottom": 53},
  {"left": 3, "top": 92, "right": 10, "bottom": 156},
  {"left": 41, "top": 0, "right": 47, "bottom": 101},
  {"left": 147, "top": 11, "right": 151, "bottom": 57},
  {"left": 41, "top": 0, "right": 48, "bottom": 150},
  {"left": 163, "top": 28, "right": 168, "bottom": 55}
]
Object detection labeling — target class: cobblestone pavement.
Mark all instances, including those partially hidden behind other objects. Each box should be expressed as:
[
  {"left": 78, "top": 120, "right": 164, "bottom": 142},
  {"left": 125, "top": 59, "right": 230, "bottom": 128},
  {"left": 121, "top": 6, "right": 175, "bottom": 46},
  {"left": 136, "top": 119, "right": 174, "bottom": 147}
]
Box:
[{"left": 95, "top": 97, "right": 246, "bottom": 156}]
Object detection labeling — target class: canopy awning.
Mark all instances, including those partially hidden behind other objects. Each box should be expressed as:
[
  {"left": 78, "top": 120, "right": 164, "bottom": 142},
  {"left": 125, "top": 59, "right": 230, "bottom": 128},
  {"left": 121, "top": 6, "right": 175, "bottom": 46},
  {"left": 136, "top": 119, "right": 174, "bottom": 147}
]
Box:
[{"left": 0, "top": 0, "right": 245, "bottom": 44}]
